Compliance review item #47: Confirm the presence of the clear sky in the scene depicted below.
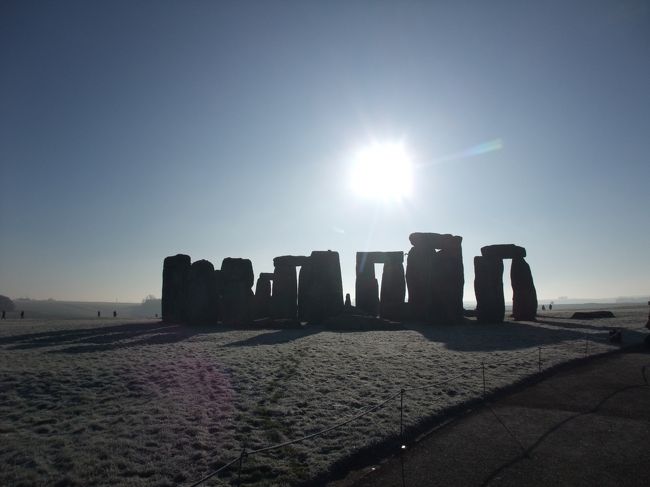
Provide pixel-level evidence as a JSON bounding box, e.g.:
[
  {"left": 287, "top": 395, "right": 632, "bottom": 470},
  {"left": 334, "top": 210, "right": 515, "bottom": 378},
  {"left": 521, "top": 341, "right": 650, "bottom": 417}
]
[{"left": 1, "top": 0, "right": 648, "bottom": 303}]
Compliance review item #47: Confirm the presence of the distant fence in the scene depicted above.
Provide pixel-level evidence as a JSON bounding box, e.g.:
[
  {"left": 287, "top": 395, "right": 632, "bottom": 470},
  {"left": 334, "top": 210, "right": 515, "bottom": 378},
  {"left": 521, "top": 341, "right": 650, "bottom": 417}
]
[{"left": 188, "top": 330, "right": 645, "bottom": 487}]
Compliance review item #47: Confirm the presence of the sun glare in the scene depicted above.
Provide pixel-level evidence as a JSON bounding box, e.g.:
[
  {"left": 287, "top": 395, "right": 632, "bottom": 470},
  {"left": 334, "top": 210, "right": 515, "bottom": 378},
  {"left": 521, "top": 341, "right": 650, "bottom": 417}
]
[{"left": 350, "top": 141, "right": 413, "bottom": 201}]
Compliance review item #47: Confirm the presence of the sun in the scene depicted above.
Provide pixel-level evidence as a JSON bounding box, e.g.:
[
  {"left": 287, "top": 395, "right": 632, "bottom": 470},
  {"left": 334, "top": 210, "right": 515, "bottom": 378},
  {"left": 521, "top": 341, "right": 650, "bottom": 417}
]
[{"left": 350, "top": 141, "right": 413, "bottom": 201}]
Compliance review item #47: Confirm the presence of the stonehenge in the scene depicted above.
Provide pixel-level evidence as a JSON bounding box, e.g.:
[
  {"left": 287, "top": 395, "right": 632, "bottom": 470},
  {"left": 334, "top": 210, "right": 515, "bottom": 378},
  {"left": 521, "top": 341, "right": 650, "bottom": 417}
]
[
  {"left": 161, "top": 233, "right": 538, "bottom": 327},
  {"left": 355, "top": 251, "right": 405, "bottom": 320},
  {"left": 406, "top": 233, "right": 464, "bottom": 324},
  {"left": 475, "top": 245, "right": 537, "bottom": 323}
]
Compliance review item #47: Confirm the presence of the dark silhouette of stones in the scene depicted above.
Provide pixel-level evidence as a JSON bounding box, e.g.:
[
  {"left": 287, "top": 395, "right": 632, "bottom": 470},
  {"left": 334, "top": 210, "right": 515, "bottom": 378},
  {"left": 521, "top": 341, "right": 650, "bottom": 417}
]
[
  {"left": 297, "top": 262, "right": 312, "bottom": 321},
  {"left": 379, "top": 258, "right": 406, "bottom": 321},
  {"left": 272, "top": 264, "right": 298, "bottom": 320},
  {"left": 406, "top": 234, "right": 464, "bottom": 324},
  {"left": 474, "top": 256, "right": 505, "bottom": 323},
  {"left": 162, "top": 254, "right": 191, "bottom": 323},
  {"left": 409, "top": 233, "right": 462, "bottom": 253},
  {"left": 187, "top": 259, "right": 219, "bottom": 324},
  {"left": 253, "top": 273, "right": 272, "bottom": 319},
  {"left": 273, "top": 255, "right": 310, "bottom": 267},
  {"left": 511, "top": 257, "right": 538, "bottom": 321},
  {"left": 259, "top": 272, "right": 275, "bottom": 280},
  {"left": 481, "top": 244, "right": 526, "bottom": 260},
  {"left": 301, "top": 251, "right": 343, "bottom": 323},
  {"left": 355, "top": 253, "right": 379, "bottom": 316},
  {"left": 220, "top": 258, "right": 254, "bottom": 325},
  {"left": 571, "top": 310, "right": 615, "bottom": 319}
]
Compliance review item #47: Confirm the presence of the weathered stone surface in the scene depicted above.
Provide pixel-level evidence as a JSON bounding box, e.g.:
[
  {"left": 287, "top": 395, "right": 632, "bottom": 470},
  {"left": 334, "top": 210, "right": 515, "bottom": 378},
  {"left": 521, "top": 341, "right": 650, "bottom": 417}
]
[
  {"left": 297, "top": 262, "right": 311, "bottom": 321},
  {"left": 253, "top": 274, "right": 272, "bottom": 319},
  {"left": 258, "top": 272, "right": 275, "bottom": 280},
  {"left": 406, "top": 244, "right": 464, "bottom": 324},
  {"left": 272, "top": 264, "right": 298, "bottom": 320},
  {"left": 474, "top": 256, "right": 505, "bottom": 323},
  {"left": 187, "top": 260, "right": 219, "bottom": 324},
  {"left": 511, "top": 257, "right": 537, "bottom": 321},
  {"left": 409, "top": 233, "right": 462, "bottom": 253},
  {"left": 162, "top": 254, "right": 191, "bottom": 323},
  {"left": 355, "top": 253, "right": 379, "bottom": 316},
  {"left": 273, "top": 255, "right": 310, "bottom": 267},
  {"left": 220, "top": 258, "right": 254, "bottom": 325},
  {"left": 481, "top": 244, "right": 526, "bottom": 260},
  {"left": 301, "top": 251, "right": 344, "bottom": 323},
  {"left": 379, "top": 260, "right": 406, "bottom": 320}
]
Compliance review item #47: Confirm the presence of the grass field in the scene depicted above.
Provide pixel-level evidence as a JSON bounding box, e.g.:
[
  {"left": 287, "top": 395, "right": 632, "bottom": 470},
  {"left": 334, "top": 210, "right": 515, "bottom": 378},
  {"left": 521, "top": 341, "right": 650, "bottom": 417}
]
[{"left": 1, "top": 304, "right": 647, "bottom": 486}]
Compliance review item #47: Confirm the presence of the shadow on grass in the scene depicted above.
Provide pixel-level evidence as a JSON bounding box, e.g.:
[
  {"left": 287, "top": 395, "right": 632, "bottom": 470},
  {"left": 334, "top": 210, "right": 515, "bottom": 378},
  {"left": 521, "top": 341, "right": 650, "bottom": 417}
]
[
  {"left": 407, "top": 319, "right": 616, "bottom": 353},
  {"left": 0, "top": 321, "right": 218, "bottom": 354}
]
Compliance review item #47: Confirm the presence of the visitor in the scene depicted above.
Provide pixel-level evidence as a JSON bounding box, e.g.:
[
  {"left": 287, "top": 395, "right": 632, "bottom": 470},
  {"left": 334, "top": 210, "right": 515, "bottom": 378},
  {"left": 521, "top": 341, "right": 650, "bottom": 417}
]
[
  {"left": 541, "top": 304, "right": 546, "bottom": 311},
  {"left": 113, "top": 310, "right": 117, "bottom": 318},
  {"left": 1, "top": 310, "right": 5, "bottom": 319},
  {"left": 97, "top": 310, "right": 101, "bottom": 318},
  {"left": 20, "top": 310, "right": 24, "bottom": 319}
]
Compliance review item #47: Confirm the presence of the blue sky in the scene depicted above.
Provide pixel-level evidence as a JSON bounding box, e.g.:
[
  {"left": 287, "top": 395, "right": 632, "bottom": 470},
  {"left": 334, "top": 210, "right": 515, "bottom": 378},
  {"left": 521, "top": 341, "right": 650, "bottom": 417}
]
[{"left": 1, "top": 0, "right": 648, "bottom": 303}]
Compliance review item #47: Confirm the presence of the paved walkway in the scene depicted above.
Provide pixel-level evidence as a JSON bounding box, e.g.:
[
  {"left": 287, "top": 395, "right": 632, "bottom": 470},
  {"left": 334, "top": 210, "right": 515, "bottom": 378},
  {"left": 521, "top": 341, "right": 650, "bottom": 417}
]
[{"left": 337, "top": 348, "right": 650, "bottom": 487}]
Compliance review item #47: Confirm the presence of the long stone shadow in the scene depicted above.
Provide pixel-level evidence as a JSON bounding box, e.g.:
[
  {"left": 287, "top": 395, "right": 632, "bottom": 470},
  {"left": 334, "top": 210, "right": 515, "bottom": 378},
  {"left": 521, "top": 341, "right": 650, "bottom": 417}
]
[
  {"left": 0, "top": 321, "right": 215, "bottom": 354},
  {"left": 408, "top": 319, "right": 609, "bottom": 352},
  {"left": 225, "top": 326, "right": 323, "bottom": 348}
]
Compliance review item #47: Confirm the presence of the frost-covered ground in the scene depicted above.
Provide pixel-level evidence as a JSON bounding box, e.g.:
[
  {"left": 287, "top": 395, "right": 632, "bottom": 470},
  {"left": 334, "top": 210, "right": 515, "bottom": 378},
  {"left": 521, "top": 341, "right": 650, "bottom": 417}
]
[{"left": 1, "top": 305, "right": 647, "bottom": 486}]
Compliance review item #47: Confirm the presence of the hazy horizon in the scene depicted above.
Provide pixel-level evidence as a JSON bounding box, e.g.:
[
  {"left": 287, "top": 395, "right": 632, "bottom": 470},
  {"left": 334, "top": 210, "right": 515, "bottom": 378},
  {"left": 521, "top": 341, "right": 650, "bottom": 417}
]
[{"left": 1, "top": 1, "right": 649, "bottom": 304}]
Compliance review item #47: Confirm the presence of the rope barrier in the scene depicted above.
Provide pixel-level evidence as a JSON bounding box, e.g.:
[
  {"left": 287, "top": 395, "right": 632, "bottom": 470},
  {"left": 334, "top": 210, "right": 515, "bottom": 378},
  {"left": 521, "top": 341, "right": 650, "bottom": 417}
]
[{"left": 188, "top": 327, "right": 648, "bottom": 486}]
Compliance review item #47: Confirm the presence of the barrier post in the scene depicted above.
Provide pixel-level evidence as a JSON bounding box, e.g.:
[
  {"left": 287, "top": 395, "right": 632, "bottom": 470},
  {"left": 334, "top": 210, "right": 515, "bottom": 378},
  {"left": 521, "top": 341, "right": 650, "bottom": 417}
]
[
  {"left": 482, "top": 362, "right": 486, "bottom": 397},
  {"left": 400, "top": 389, "right": 405, "bottom": 442},
  {"left": 538, "top": 347, "right": 542, "bottom": 373},
  {"left": 237, "top": 448, "right": 247, "bottom": 487}
]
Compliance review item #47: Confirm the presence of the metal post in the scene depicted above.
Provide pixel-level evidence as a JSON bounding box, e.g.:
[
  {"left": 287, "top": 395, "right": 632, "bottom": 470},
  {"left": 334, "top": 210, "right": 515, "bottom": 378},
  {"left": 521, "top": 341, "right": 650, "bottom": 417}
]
[
  {"left": 237, "top": 448, "right": 246, "bottom": 487},
  {"left": 538, "top": 347, "right": 541, "bottom": 373},
  {"left": 400, "top": 389, "right": 405, "bottom": 441},
  {"left": 482, "top": 362, "right": 486, "bottom": 397}
]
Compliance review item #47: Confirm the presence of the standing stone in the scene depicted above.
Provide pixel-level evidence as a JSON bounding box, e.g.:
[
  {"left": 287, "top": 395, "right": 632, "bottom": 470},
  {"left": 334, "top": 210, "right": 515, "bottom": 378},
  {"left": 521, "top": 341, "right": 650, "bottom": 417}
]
[
  {"left": 220, "top": 258, "right": 254, "bottom": 325},
  {"left": 188, "top": 260, "right": 219, "bottom": 324},
  {"left": 406, "top": 245, "right": 434, "bottom": 322},
  {"left": 253, "top": 273, "right": 273, "bottom": 319},
  {"left": 302, "top": 251, "right": 343, "bottom": 323},
  {"left": 162, "top": 254, "right": 191, "bottom": 323},
  {"left": 511, "top": 257, "right": 538, "bottom": 321},
  {"left": 474, "top": 256, "right": 505, "bottom": 323},
  {"left": 379, "top": 255, "right": 406, "bottom": 320},
  {"left": 355, "top": 253, "right": 379, "bottom": 316},
  {"left": 272, "top": 264, "right": 298, "bottom": 320}
]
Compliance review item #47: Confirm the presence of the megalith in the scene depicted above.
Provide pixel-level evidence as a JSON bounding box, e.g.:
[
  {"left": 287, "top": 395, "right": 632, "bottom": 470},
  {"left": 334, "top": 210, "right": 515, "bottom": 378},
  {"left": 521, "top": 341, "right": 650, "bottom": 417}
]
[
  {"left": 379, "top": 252, "right": 406, "bottom": 320},
  {"left": 253, "top": 273, "right": 273, "bottom": 319},
  {"left": 220, "top": 258, "right": 254, "bottom": 325},
  {"left": 355, "top": 253, "right": 379, "bottom": 316},
  {"left": 301, "top": 250, "right": 343, "bottom": 323},
  {"left": 406, "top": 233, "right": 464, "bottom": 324},
  {"left": 481, "top": 244, "right": 526, "bottom": 260},
  {"left": 271, "top": 255, "right": 309, "bottom": 320},
  {"left": 511, "top": 257, "right": 538, "bottom": 321},
  {"left": 188, "top": 259, "right": 219, "bottom": 324},
  {"left": 474, "top": 256, "right": 505, "bottom": 323},
  {"left": 162, "top": 254, "right": 191, "bottom": 323}
]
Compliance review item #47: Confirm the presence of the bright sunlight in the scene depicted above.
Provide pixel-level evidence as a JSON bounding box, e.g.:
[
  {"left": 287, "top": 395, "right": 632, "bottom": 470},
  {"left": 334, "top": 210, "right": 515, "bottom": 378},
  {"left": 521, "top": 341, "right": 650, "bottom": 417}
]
[{"left": 350, "top": 141, "right": 413, "bottom": 201}]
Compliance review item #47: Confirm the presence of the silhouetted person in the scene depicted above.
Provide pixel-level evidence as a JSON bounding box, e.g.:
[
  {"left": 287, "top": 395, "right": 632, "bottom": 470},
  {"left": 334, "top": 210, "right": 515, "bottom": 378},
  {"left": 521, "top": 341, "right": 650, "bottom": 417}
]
[
  {"left": 549, "top": 303, "right": 553, "bottom": 310},
  {"left": 113, "top": 310, "right": 117, "bottom": 318},
  {"left": 1, "top": 310, "right": 5, "bottom": 319},
  {"left": 20, "top": 310, "right": 24, "bottom": 319},
  {"left": 97, "top": 310, "right": 101, "bottom": 318},
  {"left": 541, "top": 304, "right": 546, "bottom": 311}
]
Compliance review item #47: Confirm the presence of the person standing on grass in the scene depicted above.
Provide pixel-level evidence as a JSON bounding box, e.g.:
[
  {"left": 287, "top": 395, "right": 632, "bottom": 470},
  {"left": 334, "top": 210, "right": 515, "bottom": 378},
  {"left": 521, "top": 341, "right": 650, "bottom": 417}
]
[
  {"left": 20, "top": 310, "right": 24, "bottom": 319},
  {"left": 1, "top": 310, "right": 5, "bottom": 319},
  {"left": 113, "top": 310, "right": 117, "bottom": 318},
  {"left": 97, "top": 310, "right": 101, "bottom": 318}
]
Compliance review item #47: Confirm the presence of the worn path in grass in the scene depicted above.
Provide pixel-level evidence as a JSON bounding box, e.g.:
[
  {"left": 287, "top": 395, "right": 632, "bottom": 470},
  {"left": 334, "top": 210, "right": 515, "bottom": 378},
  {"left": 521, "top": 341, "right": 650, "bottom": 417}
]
[{"left": 342, "top": 347, "right": 650, "bottom": 487}]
